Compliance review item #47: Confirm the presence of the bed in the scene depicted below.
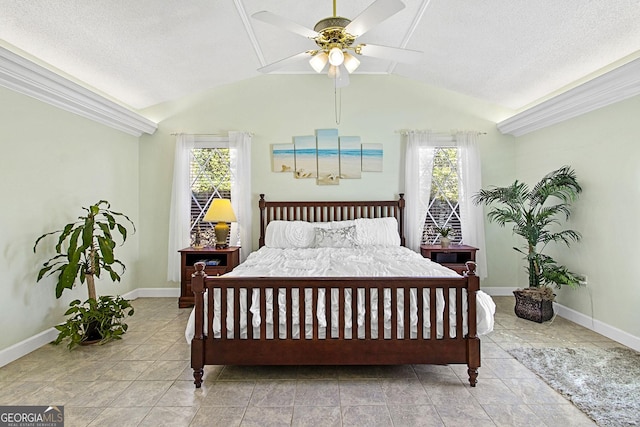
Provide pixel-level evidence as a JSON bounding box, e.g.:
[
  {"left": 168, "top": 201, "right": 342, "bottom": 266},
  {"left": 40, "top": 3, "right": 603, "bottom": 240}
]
[{"left": 188, "top": 194, "right": 494, "bottom": 388}]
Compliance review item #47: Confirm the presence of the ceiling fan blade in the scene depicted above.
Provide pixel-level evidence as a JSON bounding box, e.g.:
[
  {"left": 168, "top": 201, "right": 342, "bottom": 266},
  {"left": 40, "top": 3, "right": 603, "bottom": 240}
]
[
  {"left": 252, "top": 11, "right": 318, "bottom": 39},
  {"left": 345, "top": 0, "right": 405, "bottom": 37},
  {"left": 358, "top": 44, "right": 422, "bottom": 64},
  {"left": 258, "top": 51, "right": 312, "bottom": 73}
]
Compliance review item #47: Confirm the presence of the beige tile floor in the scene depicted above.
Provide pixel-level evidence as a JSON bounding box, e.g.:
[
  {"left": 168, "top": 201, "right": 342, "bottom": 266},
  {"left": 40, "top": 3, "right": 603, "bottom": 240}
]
[{"left": 0, "top": 296, "right": 624, "bottom": 426}]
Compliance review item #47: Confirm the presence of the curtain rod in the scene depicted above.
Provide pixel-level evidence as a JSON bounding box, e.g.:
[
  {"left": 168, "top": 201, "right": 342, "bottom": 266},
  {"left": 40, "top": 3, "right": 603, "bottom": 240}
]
[
  {"left": 395, "top": 129, "right": 487, "bottom": 136},
  {"left": 170, "top": 132, "right": 254, "bottom": 136},
  {"left": 170, "top": 133, "right": 226, "bottom": 136}
]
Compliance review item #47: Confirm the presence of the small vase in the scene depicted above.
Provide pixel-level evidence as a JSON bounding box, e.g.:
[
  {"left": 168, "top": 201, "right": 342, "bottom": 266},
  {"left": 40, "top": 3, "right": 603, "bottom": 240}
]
[{"left": 440, "top": 237, "right": 450, "bottom": 248}]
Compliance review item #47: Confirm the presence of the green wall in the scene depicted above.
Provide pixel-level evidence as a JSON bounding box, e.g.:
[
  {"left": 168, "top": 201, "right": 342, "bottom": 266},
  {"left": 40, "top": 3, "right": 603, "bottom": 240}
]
[
  {"left": 5, "top": 70, "right": 636, "bottom": 355},
  {"left": 513, "top": 95, "right": 640, "bottom": 338},
  {"left": 0, "top": 86, "right": 140, "bottom": 351},
  {"left": 138, "top": 74, "right": 517, "bottom": 292}
]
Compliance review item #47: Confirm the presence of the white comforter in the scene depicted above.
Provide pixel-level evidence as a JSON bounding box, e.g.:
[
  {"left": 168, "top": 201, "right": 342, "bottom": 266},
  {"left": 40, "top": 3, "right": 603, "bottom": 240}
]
[{"left": 185, "top": 246, "right": 495, "bottom": 342}]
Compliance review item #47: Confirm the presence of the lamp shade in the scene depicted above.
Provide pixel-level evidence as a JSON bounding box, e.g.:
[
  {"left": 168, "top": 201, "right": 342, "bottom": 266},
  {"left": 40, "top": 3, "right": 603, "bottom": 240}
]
[
  {"left": 309, "top": 51, "right": 328, "bottom": 73},
  {"left": 343, "top": 52, "right": 360, "bottom": 73},
  {"left": 204, "top": 199, "right": 237, "bottom": 223}
]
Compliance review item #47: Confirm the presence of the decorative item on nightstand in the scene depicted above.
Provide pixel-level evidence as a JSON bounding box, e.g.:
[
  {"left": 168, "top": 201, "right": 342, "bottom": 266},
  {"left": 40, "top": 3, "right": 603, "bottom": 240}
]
[
  {"left": 204, "top": 198, "right": 237, "bottom": 248},
  {"left": 435, "top": 226, "right": 453, "bottom": 248},
  {"left": 193, "top": 225, "right": 204, "bottom": 248}
]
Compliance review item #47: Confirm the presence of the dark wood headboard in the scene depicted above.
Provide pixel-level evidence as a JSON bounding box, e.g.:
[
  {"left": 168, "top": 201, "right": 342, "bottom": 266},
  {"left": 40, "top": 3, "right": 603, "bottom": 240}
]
[{"left": 258, "top": 194, "right": 405, "bottom": 248}]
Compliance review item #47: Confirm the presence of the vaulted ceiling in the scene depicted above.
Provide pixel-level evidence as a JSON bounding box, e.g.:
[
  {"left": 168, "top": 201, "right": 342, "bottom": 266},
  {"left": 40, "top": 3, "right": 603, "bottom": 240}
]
[{"left": 1, "top": 0, "right": 639, "bottom": 111}]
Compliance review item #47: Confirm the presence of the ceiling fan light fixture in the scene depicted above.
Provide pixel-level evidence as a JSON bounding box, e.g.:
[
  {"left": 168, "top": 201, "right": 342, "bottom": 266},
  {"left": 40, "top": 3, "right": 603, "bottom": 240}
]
[
  {"left": 343, "top": 52, "right": 360, "bottom": 73},
  {"left": 309, "top": 52, "right": 329, "bottom": 73},
  {"left": 328, "top": 47, "right": 344, "bottom": 66},
  {"left": 335, "top": 64, "right": 350, "bottom": 88},
  {"left": 327, "top": 64, "right": 339, "bottom": 79}
]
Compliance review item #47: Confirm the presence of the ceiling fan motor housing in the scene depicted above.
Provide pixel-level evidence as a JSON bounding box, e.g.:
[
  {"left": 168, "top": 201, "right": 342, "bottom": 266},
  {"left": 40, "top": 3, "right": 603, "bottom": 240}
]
[
  {"left": 314, "top": 16, "right": 351, "bottom": 32},
  {"left": 314, "top": 16, "right": 356, "bottom": 49}
]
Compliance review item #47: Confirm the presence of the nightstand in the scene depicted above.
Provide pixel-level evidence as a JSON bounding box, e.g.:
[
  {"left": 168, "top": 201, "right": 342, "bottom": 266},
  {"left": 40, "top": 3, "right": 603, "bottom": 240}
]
[
  {"left": 178, "top": 246, "right": 241, "bottom": 308},
  {"left": 420, "top": 244, "right": 478, "bottom": 275}
]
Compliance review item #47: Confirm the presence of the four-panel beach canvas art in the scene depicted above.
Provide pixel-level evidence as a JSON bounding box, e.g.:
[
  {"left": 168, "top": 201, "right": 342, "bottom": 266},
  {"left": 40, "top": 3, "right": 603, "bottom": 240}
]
[{"left": 271, "top": 129, "right": 382, "bottom": 185}]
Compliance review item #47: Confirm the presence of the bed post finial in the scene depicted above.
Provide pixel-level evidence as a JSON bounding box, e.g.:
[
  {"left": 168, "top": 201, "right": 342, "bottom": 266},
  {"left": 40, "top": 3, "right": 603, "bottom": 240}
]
[
  {"left": 464, "top": 261, "right": 477, "bottom": 277},
  {"left": 465, "top": 259, "right": 480, "bottom": 387},
  {"left": 259, "top": 194, "right": 266, "bottom": 248},
  {"left": 191, "top": 261, "right": 206, "bottom": 388}
]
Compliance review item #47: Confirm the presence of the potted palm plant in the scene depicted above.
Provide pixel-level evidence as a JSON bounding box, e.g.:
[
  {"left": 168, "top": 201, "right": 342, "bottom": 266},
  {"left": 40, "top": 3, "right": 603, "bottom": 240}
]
[
  {"left": 473, "top": 166, "right": 582, "bottom": 322},
  {"left": 34, "top": 200, "right": 135, "bottom": 348}
]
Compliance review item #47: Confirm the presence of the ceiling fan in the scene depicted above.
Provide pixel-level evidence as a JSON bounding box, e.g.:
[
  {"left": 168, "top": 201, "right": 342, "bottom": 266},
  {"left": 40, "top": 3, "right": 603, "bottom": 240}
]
[{"left": 252, "top": 0, "right": 422, "bottom": 87}]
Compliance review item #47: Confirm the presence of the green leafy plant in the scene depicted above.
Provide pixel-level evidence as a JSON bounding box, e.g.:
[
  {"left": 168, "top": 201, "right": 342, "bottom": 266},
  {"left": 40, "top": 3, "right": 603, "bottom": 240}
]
[
  {"left": 34, "top": 200, "right": 136, "bottom": 347},
  {"left": 435, "top": 226, "right": 453, "bottom": 238},
  {"left": 54, "top": 296, "right": 134, "bottom": 349},
  {"left": 473, "top": 166, "right": 582, "bottom": 293}
]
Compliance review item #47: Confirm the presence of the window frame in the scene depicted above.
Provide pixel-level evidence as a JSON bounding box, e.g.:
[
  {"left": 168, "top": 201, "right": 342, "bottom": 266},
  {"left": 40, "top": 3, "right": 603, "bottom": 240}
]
[
  {"left": 190, "top": 136, "right": 231, "bottom": 246},
  {"left": 422, "top": 146, "right": 462, "bottom": 245}
]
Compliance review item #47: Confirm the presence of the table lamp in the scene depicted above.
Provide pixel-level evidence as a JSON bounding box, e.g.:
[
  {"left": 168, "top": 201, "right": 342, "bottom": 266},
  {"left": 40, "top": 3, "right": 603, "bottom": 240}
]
[{"left": 203, "top": 199, "right": 237, "bottom": 248}]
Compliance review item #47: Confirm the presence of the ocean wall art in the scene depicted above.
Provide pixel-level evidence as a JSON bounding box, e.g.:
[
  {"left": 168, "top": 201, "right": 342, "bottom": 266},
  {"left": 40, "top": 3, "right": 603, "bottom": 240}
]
[{"left": 271, "top": 129, "right": 382, "bottom": 186}]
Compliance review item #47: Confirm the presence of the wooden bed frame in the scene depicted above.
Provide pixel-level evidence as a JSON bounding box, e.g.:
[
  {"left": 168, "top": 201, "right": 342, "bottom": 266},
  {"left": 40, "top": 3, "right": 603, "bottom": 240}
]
[{"left": 190, "top": 194, "right": 481, "bottom": 388}]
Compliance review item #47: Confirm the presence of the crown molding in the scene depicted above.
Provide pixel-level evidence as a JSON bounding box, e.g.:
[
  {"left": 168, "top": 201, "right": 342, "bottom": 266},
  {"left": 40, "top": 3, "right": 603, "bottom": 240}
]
[
  {"left": 497, "top": 57, "right": 640, "bottom": 137},
  {"left": 0, "top": 46, "right": 157, "bottom": 137}
]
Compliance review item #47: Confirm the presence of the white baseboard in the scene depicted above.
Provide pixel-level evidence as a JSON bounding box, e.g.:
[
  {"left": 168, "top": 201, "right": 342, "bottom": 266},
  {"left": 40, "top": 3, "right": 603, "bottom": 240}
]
[
  {"left": 0, "top": 287, "right": 180, "bottom": 368},
  {"left": 0, "top": 327, "right": 59, "bottom": 368},
  {"left": 121, "top": 287, "right": 180, "bottom": 299},
  {"left": 3, "top": 286, "right": 638, "bottom": 367},
  {"left": 483, "top": 287, "right": 640, "bottom": 352},
  {"left": 553, "top": 303, "right": 640, "bottom": 352},
  {"left": 482, "top": 286, "right": 518, "bottom": 296}
]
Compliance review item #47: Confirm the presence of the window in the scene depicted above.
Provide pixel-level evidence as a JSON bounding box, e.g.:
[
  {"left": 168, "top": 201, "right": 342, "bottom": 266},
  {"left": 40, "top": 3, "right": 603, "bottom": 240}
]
[
  {"left": 189, "top": 145, "right": 231, "bottom": 246},
  {"left": 169, "top": 132, "right": 252, "bottom": 281},
  {"left": 422, "top": 147, "right": 462, "bottom": 244}
]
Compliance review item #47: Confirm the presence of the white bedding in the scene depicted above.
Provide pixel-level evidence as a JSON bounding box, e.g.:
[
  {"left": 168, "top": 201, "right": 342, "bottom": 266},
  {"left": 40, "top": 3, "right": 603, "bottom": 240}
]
[{"left": 185, "top": 245, "right": 495, "bottom": 342}]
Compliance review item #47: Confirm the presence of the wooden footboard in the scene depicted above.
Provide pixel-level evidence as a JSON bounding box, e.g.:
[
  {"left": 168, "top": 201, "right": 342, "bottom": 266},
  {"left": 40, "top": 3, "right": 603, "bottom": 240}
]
[{"left": 190, "top": 262, "right": 480, "bottom": 388}]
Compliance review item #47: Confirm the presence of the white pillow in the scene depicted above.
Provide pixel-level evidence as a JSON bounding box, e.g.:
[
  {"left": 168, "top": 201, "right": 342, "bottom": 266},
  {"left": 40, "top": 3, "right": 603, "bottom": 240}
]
[
  {"left": 354, "top": 217, "right": 400, "bottom": 246},
  {"left": 264, "top": 221, "right": 315, "bottom": 248},
  {"left": 329, "top": 220, "right": 355, "bottom": 229},
  {"left": 314, "top": 226, "right": 358, "bottom": 248},
  {"left": 313, "top": 222, "right": 332, "bottom": 230}
]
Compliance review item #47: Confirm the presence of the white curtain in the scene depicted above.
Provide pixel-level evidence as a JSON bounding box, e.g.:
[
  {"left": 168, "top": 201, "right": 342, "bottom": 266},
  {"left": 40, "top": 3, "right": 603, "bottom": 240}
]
[
  {"left": 167, "top": 134, "right": 195, "bottom": 282},
  {"left": 456, "top": 131, "right": 487, "bottom": 279},
  {"left": 404, "top": 130, "right": 488, "bottom": 279},
  {"left": 229, "top": 131, "right": 252, "bottom": 263},
  {"left": 404, "top": 131, "right": 436, "bottom": 252}
]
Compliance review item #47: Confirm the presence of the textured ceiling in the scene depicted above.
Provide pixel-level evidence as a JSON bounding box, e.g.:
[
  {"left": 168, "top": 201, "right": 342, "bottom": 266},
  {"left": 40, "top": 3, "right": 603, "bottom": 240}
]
[{"left": 1, "top": 0, "right": 639, "bottom": 111}]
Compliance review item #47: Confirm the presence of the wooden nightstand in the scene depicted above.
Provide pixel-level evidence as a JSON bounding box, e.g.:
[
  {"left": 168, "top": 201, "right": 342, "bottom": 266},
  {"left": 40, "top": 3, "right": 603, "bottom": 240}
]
[
  {"left": 420, "top": 244, "right": 478, "bottom": 275},
  {"left": 178, "top": 246, "right": 241, "bottom": 308}
]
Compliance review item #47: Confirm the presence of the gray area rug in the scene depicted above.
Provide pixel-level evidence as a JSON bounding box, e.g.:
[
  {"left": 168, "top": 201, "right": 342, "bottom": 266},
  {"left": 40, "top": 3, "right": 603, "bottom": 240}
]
[{"left": 508, "top": 347, "right": 640, "bottom": 426}]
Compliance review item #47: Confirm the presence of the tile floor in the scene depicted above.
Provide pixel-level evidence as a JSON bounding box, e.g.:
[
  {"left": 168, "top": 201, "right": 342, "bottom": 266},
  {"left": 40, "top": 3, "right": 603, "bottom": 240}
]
[{"left": 0, "top": 296, "right": 624, "bottom": 426}]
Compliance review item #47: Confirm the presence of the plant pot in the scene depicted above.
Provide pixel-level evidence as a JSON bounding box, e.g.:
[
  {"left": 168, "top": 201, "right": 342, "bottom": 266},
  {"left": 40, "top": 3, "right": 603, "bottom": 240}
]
[
  {"left": 81, "top": 320, "right": 103, "bottom": 345},
  {"left": 513, "top": 289, "right": 554, "bottom": 323},
  {"left": 439, "top": 237, "right": 451, "bottom": 248}
]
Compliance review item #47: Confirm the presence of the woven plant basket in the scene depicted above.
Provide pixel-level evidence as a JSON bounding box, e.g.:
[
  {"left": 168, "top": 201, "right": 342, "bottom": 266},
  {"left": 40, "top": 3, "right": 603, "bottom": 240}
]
[{"left": 513, "top": 289, "right": 554, "bottom": 323}]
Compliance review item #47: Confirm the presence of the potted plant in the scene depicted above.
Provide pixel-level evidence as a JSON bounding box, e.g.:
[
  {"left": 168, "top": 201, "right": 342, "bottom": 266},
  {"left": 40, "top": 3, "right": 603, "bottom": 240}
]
[
  {"left": 34, "top": 200, "right": 135, "bottom": 348},
  {"left": 435, "top": 226, "right": 453, "bottom": 248},
  {"left": 473, "top": 166, "right": 582, "bottom": 322}
]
